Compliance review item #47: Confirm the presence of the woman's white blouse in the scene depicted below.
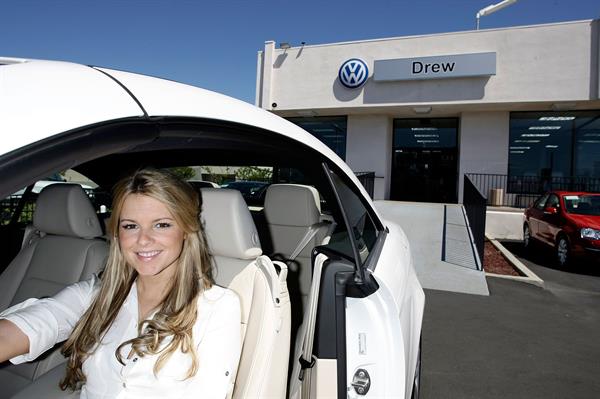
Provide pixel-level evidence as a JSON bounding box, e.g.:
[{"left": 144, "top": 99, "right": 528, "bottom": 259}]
[{"left": 0, "top": 276, "right": 241, "bottom": 399}]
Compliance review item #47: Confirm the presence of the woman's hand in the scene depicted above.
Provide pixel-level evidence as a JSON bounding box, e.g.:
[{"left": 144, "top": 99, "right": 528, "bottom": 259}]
[{"left": 0, "top": 319, "right": 29, "bottom": 363}]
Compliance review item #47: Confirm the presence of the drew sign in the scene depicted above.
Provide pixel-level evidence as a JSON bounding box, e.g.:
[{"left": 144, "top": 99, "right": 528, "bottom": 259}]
[{"left": 374, "top": 52, "right": 496, "bottom": 81}]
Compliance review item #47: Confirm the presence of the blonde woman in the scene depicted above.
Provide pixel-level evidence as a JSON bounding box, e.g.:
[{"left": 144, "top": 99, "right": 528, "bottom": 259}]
[{"left": 0, "top": 168, "right": 241, "bottom": 398}]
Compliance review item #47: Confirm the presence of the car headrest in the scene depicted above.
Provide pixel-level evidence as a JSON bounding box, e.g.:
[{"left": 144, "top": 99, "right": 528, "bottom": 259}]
[
  {"left": 201, "top": 188, "right": 262, "bottom": 259},
  {"left": 33, "top": 183, "right": 102, "bottom": 239},
  {"left": 264, "top": 184, "right": 321, "bottom": 227}
]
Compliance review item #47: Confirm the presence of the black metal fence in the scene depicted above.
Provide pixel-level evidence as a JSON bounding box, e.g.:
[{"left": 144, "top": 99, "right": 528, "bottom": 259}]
[
  {"left": 355, "top": 171, "right": 375, "bottom": 199},
  {"left": 463, "top": 175, "right": 486, "bottom": 270},
  {"left": 466, "top": 173, "right": 600, "bottom": 208}
]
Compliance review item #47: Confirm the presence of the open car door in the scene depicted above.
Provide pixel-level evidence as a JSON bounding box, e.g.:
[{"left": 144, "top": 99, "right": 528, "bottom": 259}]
[{"left": 289, "top": 165, "right": 424, "bottom": 399}]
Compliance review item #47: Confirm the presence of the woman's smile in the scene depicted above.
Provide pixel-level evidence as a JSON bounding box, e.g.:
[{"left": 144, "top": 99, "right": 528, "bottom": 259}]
[{"left": 136, "top": 250, "right": 162, "bottom": 261}]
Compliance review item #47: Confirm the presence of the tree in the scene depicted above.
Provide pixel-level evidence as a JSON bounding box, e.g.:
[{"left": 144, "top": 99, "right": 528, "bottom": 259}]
[
  {"left": 168, "top": 167, "right": 196, "bottom": 180},
  {"left": 235, "top": 166, "right": 272, "bottom": 182}
]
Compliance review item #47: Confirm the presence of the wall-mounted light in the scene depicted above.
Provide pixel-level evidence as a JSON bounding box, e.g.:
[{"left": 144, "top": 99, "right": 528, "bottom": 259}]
[
  {"left": 413, "top": 106, "right": 432, "bottom": 114},
  {"left": 279, "top": 42, "right": 291, "bottom": 49}
]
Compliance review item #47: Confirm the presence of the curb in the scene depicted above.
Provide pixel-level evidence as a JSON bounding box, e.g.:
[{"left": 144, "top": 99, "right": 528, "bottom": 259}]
[{"left": 485, "top": 236, "right": 545, "bottom": 288}]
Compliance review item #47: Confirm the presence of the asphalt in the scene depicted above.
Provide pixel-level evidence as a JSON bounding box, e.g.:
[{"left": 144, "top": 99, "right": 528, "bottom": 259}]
[{"left": 421, "top": 242, "right": 600, "bottom": 399}]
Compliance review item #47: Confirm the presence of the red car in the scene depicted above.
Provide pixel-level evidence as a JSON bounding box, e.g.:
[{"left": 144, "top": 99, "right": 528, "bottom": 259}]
[{"left": 523, "top": 191, "right": 600, "bottom": 267}]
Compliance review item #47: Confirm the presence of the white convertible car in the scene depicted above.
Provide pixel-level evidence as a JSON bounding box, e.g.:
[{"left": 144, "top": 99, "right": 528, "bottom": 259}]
[{"left": 0, "top": 58, "right": 424, "bottom": 399}]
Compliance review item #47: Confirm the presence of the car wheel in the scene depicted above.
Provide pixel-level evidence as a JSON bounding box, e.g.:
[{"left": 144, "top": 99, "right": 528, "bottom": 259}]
[
  {"left": 523, "top": 224, "right": 531, "bottom": 249},
  {"left": 411, "top": 338, "right": 422, "bottom": 399},
  {"left": 556, "top": 236, "right": 570, "bottom": 267}
]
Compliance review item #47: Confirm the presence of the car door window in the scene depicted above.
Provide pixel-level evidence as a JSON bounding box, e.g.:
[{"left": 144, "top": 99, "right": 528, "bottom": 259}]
[
  {"left": 535, "top": 194, "right": 550, "bottom": 210},
  {"left": 325, "top": 168, "right": 380, "bottom": 265},
  {"left": 546, "top": 194, "right": 560, "bottom": 209}
]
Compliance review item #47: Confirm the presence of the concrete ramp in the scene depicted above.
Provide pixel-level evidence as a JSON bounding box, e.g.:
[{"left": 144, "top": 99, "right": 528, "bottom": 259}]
[{"left": 375, "top": 201, "right": 489, "bottom": 296}]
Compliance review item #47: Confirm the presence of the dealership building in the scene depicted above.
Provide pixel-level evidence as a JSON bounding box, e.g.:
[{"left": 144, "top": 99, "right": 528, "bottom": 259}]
[{"left": 255, "top": 19, "right": 600, "bottom": 204}]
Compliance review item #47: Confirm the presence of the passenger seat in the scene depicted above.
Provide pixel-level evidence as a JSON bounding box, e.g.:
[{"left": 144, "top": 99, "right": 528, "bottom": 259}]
[
  {"left": 263, "top": 184, "right": 334, "bottom": 312},
  {"left": 0, "top": 184, "right": 108, "bottom": 398},
  {"left": 201, "top": 188, "right": 291, "bottom": 398}
]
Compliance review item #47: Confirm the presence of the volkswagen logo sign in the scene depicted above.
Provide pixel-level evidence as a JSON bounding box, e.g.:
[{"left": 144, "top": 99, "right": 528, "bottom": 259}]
[{"left": 338, "top": 58, "right": 369, "bottom": 89}]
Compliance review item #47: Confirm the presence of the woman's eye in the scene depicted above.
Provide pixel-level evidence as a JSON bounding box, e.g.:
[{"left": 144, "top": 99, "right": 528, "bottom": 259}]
[
  {"left": 155, "top": 222, "right": 172, "bottom": 229},
  {"left": 121, "top": 224, "right": 138, "bottom": 230}
]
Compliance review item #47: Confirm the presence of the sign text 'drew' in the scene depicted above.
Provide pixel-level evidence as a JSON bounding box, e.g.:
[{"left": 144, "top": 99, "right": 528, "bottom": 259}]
[{"left": 374, "top": 52, "right": 496, "bottom": 81}]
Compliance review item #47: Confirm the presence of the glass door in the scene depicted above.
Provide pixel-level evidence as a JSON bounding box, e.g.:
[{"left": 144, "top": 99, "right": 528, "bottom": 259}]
[{"left": 391, "top": 118, "right": 459, "bottom": 203}]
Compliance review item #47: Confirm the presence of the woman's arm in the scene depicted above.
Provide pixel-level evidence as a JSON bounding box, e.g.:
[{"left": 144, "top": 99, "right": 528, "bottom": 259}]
[
  {"left": 0, "top": 275, "right": 99, "bottom": 363},
  {"left": 0, "top": 319, "right": 29, "bottom": 362}
]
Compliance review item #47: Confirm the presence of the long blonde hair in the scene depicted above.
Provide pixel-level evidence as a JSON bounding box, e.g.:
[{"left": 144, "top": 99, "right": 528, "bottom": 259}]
[{"left": 60, "top": 168, "right": 213, "bottom": 390}]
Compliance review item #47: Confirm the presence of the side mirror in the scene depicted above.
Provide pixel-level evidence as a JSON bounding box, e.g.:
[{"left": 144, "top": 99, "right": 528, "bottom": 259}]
[{"left": 544, "top": 206, "right": 558, "bottom": 215}]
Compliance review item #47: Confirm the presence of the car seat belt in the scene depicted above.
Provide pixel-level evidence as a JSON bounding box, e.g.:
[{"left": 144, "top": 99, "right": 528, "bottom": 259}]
[
  {"left": 295, "top": 253, "right": 328, "bottom": 399},
  {"left": 288, "top": 222, "right": 331, "bottom": 262},
  {"left": 21, "top": 225, "right": 43, "bottom": 249}
]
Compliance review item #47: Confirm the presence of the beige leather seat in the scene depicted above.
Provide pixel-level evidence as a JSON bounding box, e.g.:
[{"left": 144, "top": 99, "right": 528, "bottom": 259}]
[
  {"left": 7, "top": 187, "right": 291, "bottom": 399},
  {"left": 201, "top": 188, "right": 291, "bottom": 399},
  {"left": 0, "top": 184, "right": 108, "bottom": 398},
  {"left": 263, "top": 184, "right": 334, "bottom": 313}
]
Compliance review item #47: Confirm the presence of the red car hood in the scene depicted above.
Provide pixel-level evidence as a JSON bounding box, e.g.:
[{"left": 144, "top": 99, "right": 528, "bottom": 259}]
[{"left": 567, "top": 213, "right": 600, "bottom": 229}]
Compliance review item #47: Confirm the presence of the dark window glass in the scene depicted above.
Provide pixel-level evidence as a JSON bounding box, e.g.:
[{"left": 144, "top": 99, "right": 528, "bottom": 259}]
[
  {"left": 393, "top": 118, "right": 458, "bottom": 148},
  {"left": 287, "top": 116, "right": 347, "bottom": 160},
  {"left": 391, "top": 118, "right": 458, "bottom": 203},
  {"left": 535, "top": 194, "right": 549, "bottom": 210},
  {"left": 325, "top": 169, "right": 379, "bottom": 265},
  {"left": 563, "top": 194, "right": 600, "bottom": 215},
  {"left": 574, "top": 115, "right": 600, "bottom": 177},
  {"left": 509, "top": 111, "right": 600, "bottom": 179},
  {"left": 547, "top": 194, "right": 560, "bottom": 208}
]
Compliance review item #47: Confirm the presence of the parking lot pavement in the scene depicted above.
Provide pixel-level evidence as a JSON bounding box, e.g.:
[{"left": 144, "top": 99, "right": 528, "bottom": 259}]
[{"left": 421, "top": 242, "right": 600, "bottom": 399}]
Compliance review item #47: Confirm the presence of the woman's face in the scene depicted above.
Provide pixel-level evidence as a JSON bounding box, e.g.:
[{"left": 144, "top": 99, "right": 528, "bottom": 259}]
[{"left": 118, "top": 194, "right": 185, "bottom": 282}]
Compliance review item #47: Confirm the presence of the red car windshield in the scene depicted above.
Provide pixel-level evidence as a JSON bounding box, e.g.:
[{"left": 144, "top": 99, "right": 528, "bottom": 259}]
[{"left": 563, "top": 195, "right": 600, "bottom": 216}]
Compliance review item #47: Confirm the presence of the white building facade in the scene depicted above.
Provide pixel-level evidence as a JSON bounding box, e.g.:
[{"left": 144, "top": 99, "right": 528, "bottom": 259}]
[{"left": 256, "top": 19, "right": 600, "bottom": 203}]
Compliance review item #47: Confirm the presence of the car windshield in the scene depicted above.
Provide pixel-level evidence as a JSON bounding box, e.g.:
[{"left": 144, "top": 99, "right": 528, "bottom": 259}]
[{"left": 563, "top": 195, "right": 600, "bottom": 216}]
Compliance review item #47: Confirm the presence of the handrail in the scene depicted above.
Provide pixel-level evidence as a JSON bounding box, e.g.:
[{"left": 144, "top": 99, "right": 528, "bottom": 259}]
[{"left": 463, "top": 175, "right": 486, "bottom": 270}]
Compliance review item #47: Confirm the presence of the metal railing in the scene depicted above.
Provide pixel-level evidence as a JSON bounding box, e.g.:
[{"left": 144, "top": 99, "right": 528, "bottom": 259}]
[
  {"left": 463, "top": 175, "right": 486, "bottom": 269},
  {"left": 355, "top": 171, "right": 375, "bottom": 199},
  {"left": 466, "top": 173, "right": 600, "bottom": 208}
]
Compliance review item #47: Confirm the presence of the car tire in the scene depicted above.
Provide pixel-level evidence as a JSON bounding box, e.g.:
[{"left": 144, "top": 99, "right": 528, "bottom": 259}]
[
  {"left": 523, "top": 224, "right": 531, "bottom": 249},
  {"left": 556, "top": 235, "right": 570, "bottom": 267},
  {"left": 411, "top": 338, "right": 422, "bottom": 399}
]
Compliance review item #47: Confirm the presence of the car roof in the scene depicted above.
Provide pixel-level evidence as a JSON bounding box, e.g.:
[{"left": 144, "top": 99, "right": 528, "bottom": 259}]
[
  {"left": 1, "top": 58, "right": 332, "bottom": 159},
  {"left": 0, "top": 58, "right": 374, "bottom": 207}
]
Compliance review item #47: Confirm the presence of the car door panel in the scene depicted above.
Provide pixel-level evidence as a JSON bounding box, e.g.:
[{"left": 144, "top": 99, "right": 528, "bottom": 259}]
[
  {"left": 346, "top": 276, "right": 407, "bottom": 398},
  {"left": 539, "top": 194, "right": 560, "bottom": 245}
]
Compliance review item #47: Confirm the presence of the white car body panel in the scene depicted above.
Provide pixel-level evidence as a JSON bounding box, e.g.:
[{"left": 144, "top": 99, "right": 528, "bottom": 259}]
[
  {"left": 346, "top": 277, "right": 407, "bottom": 398},
  {"left": 0, "top": 59, "right": 143, "bottom": 155},
  {"left": 346, "top": 219, "right": 424, "bottom": 398},
  {"left": 0, "top": 58, "right": 425, "bottom": 399}
]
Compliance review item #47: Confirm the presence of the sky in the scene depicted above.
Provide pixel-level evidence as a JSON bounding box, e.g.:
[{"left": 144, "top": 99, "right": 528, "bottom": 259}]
[{"left": 1, "top": 0, "right": 599, "bottom": 104}]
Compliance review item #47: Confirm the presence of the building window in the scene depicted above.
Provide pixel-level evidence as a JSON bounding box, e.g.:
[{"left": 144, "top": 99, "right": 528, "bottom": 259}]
[
  {"left": 509, "top": 111, "right": 600, "bottom": 179},
  {"left": 287, "top": 116, "right": 347, "bottom": 160}
]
